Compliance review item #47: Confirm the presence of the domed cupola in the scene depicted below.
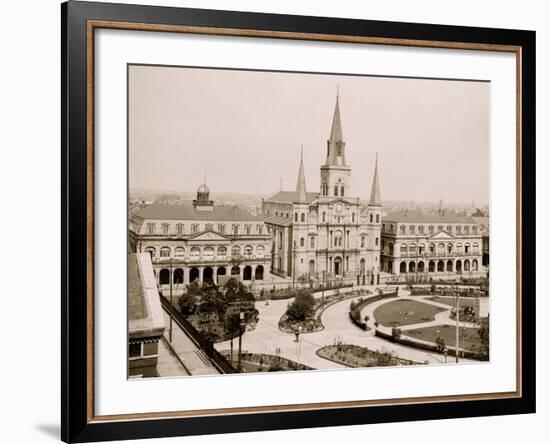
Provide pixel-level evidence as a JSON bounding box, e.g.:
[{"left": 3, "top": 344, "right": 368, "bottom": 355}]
[{"left": 193, "top": 177, "right": 214, "bottom": 211}]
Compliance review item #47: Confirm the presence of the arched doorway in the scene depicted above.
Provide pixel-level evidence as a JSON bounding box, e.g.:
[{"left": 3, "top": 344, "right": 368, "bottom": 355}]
[
  {"left": 173, "top": 268, "right": 184, "bottom": 284},
  {"left": 203, "top": 267, "right": 214, "bottom": 283},
  {"left": 243, "top": 265, "right": 252, "bottom": 280},
  {"left": 464, "top": 259, "right": 471, "bottom": 272},
  {"left": 255, "top": 265, "right": 264, "bottom": 280},
  {"left": 428, "top": 261, "right": 435, "bottom": 272},
  {"left": 231, "top": 266, "right": 240, "bottom": 276},
  {"left": 409, "top": 262, "right": 416, "bottom": 273},
  {"left": 217, "top": 267, "right": 227, "bottom": 278},
  {"left": 334, "top": 257, "right": 342, "bottom": 276},
  {"left": 159, "top": 269, "right": 170, "bottom": 285},
  {"left": 446, "top": 260, "right": 453, "bottom": 272},
  {"left": 417, "top": 261, "right": 425, "bottom": 272},
  {"left": 400, "top": 262, "right": 407, "bottom": 274},
  {"left": 472, "top": 259, "right": 479, "bottom": 271},
  {"left": 360, "top": 259, "right": 365, "bottom": 275},
  {"left": 189, "top": 267, "right": 199, "bottom": 283},
  {"left": 308, "top": 260, "right": 315, "bottom": 277},
  {"left": 437, "top": 260, "right": 444, "bottom": 272},
  {"left": 456, "top": 260, "right": 462, "bottom": 273}
]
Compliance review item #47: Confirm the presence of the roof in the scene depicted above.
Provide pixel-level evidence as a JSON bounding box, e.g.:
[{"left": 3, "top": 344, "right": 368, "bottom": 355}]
[
  {"left": 264, "top": 190, "right": 319, "bottom": 204},
  {"left": 383, "top": 209, "right": 476, "bottom": 224},
  {"left": 325, "top": 95, "right": 347, "bottom": 166},
  {"left": 264, "top": 215, "right": 293, "bottom": 227},
  {"left": 134, "top": 202, "right": 263, "bottom": 222},
  {"left": 129, "top": 253, "right": 165, "bottom": 337},
  {"left": 295, "top": 149, "right": 308, "bottom": 203}
]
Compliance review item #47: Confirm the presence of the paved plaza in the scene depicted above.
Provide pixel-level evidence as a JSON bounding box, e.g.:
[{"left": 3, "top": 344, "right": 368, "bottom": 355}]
[{"left": 215, "top": 286, "right": 482, "bottom": 369}]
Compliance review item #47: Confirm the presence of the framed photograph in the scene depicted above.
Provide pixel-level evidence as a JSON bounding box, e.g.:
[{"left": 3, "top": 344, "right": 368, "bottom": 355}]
[{"left": 61, "top": 1, "right": 535, "bottom": 442}]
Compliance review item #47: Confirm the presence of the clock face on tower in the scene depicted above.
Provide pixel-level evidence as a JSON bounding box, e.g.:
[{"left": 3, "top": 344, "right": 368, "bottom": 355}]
[{"left": 335, "top": 203, "right": 343, "bottom": 213}]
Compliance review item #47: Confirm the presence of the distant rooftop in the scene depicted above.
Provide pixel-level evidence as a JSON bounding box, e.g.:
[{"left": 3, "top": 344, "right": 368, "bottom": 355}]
[
  {"left": 383, "top": 209, "right": 476, "bottom": 224},
  {"left": 263, "top": 215, "right": 293, "bottom": 227},
  {"left": 264, "top": 190, "right": 319, "bottom": 204},
  {"left": 134, "top": 202, "right": 263, "bottom": 222}
]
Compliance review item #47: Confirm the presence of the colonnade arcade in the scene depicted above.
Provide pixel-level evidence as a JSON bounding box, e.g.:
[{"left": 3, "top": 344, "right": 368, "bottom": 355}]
[
  {"left": 386, "top": 257, "right": 480, "bottom": 274},
  {"left": 154, "top": 264, "right": 265, "bottom": 287}
]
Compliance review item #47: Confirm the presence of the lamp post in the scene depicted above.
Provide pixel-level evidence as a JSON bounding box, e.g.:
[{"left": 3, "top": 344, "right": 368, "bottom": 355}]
[
  {"left": 292, "top": 240, "right": 296, "bottom": 289},
  {"left": 296, "top": 325, "right": 303, "bottom": 364},
  {"left": 169, "top": 257, "right": 173, "bottom": 343},
  {"left": 237, "top": 310, "right": 245, "bottom": 372},
  {"left": 454, "top": 284, "right": 460, "bottom": 364}
]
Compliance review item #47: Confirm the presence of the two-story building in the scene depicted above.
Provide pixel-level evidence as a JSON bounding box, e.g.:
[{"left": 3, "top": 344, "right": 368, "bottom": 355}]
[
  {"left": 129, "top": 183, "right": 271, "bottom": 293},
  {"left": 380, "top": 209, "right": 485, "bottom": 279}
]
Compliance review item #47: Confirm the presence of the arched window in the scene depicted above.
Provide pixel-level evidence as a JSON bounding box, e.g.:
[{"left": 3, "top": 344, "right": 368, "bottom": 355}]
[
  {"left": 438, "top": 243, "right": 445, "bottom": 255},
  {"left": 217, "top": 246, "right": 227, "bottom": 258},
  {"left": 203, "top": 247, "right": 214, "bottom": 259},
  {"left": 464, "top": 242, "right": 471, "bottom": 254},
  {"left": 429, "top": 243, "right": 435, "bottom": 254},
  {"left": 361, "top": 236, "right": 366, "bottom": 248},
  {"left": 473, "top": 242, "right": 480, "bottom": 254},
  {"left": 309, "top": 237, "right": 315, "bottom": 249},
  {"left": 370, "top": 214, "right": 373, "bottom": 223},
  {"left": 174, "top": 247, "right": 185, "bottom": 257},
  {"left": 301, "top": 213, "right": 305, "bottom": 222},
  {"left": 456, "top": 243, "right": 463, "bottom": 254},
  {"left": 352, "top": 213, "right": 355, "bottom": 223},
  {"left": 294, "top": 213, "right": 298, "bottom": 222},
  {"left": 160, "top": 247, "right": 171, "bottom": 258},
  {"left": 447, "top": 243, "right": 453, "bottom": 254},
  {"left": 231, "top": 245, "right": 241, "bottom": 257},
  {"left": 418, "top": 243, "right": 425, "bottom": 255},
  {"left": 334, "top": 231, "right": 343, "bottom": 247},
  {"left": 376, "top": 214, "right": 380, "bottom": 223},
  {"left": 244, "top": 245, "right": 253, "bottom": 257},
  {"left": 340, "top": 185, "right": 345, "bottom": 196},
  {"left": 400, "top": 243, "right": 408, "bottom": 255},
  {"left": 190, "top": 247, "right": 200, "bottom": 259},
  {"left": 389, "top": 243, "right": 394, "bottom": 255},
  {"left": 409, "top": 243, "right": 417, "bottom": 255},
  {"left": 256, "top": 245, "right": 265, "bottom": 257},
  {"left": 300, "top": 237, "right": 305, "bottom": 247},
  {"left": 144, "top": 247, "right": 156, "bottom": 259},
  {"left": 375, "top": 237, "right": 379, "bottom": 247}
]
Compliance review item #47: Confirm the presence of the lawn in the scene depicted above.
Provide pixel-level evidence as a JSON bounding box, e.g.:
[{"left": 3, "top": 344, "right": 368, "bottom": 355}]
[
  {"left": 373, "top": 299, "right": 447, "bottom": 327},
  {"left": 428, "top": 296, "right": 478, "bottom": 309},
  {"left": 403, "top": 324, "right": 482, "bottom": 351}
]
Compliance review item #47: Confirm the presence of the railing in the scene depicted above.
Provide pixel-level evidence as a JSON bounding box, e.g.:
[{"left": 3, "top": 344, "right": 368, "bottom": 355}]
[
  {"left": 386, "top": 252, "right": 481, "bottom": 259},
  {"left": 159, "top": 295, "right": 237, "bottom": 374}
]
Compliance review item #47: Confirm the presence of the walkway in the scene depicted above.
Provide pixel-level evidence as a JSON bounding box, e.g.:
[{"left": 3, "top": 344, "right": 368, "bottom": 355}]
[
  {"left": 215, "top": 286, "right": 476, "bottom": 368},
  {"left": 162, "top": 310, "right": 220, "bottom": 375}
]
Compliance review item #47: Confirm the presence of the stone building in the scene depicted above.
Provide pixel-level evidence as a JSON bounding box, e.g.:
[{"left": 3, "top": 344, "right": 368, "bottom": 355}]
[
  {"left": 129, "top": 183, "right": 271, "bottom": 293},
  {"left": 262, "top": 94, "right": 382, "bottom": 285},
  {"left": 380, "top": 209, "right": 485, "bottom": 279}
]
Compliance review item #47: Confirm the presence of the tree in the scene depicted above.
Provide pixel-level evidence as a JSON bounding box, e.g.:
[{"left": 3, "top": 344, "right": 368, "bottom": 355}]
[
  {"left": 391, "top": 327, "right": 402, "bottom": 341},
  {"left": 178, "top": 292, "right": 197, "bottom": 315},
  {"left": 477, "top": 316, "right": 490, "bottom": 360},
  {"left": 435, "top": 336, "right": 446, "bottom": 353},
  {"left": 286, "top": 290, "right": 315, "bottom": 322}
]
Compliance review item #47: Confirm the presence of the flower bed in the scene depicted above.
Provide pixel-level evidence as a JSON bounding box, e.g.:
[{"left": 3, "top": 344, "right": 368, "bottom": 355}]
[
  {"left": 316, "top": 344, "right": 422, "bottom": 368},
  {"left": 348, "top": 291, "right": 397, "bottom": 330}
]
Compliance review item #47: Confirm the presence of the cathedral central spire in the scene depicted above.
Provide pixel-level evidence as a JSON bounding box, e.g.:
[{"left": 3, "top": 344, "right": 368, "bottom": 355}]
[{"left": 325, "top": 93, "right": 346, "bottom": 166}]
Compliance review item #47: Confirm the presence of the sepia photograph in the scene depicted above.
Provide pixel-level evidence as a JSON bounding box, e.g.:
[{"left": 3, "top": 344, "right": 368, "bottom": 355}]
[{"left": 127, "top": 64, "right": 490, "bottom": 379}]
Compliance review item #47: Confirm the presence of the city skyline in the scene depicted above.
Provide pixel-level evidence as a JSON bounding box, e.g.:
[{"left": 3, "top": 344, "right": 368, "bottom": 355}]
[{"left": 129, "top": 65, "right": 490, "bottom": 205}]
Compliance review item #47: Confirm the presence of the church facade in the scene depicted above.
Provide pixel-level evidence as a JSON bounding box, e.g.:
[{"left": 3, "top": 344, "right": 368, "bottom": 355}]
[{"left": 262, "top": 95, "right": 382, "bottom": 285}]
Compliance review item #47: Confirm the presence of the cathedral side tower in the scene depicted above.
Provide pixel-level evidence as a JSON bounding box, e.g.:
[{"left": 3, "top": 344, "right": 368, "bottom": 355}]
[{"left": 365, "top": 154, "right": 382, "bottom": 284}]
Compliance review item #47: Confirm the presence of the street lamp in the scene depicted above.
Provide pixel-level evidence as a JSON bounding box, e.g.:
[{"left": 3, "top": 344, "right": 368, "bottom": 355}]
[{"left": 237, "top": 311, "right": 245, "bottom": 372}]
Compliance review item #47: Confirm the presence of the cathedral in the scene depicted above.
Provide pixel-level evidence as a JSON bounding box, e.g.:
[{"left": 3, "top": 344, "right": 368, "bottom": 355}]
[{"left": 262, "top": 94, "right": 382, "bottom": 285}]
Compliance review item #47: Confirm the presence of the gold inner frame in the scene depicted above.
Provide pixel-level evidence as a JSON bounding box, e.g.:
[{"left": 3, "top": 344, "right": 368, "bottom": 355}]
[{"left": 85, "top": 19, "right": 523, "bottom": 423}]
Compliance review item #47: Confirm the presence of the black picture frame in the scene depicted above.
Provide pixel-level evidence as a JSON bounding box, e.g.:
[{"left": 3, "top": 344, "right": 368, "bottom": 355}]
[{"left": 61, "top": 1, "right": 536, "bottom": 442}]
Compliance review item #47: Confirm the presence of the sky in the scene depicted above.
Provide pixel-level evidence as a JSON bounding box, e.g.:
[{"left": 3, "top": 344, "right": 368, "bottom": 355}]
[{"left": 129, "top": 65, "right": 490, "bottom": 205}]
